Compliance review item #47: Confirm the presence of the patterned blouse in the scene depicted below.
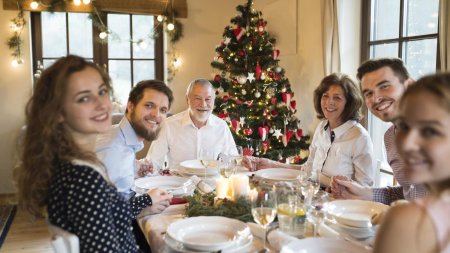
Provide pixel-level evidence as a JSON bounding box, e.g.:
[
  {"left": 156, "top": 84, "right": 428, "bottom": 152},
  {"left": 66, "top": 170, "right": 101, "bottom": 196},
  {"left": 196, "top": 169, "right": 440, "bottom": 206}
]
[{"left": 48, "top": 161, "right": 152, "bottom": 252}]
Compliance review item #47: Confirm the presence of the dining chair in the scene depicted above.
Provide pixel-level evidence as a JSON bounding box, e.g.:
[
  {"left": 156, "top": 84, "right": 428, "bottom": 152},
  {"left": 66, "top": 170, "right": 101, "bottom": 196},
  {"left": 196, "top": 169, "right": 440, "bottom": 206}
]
[{"left": 48, "top": 223, "right": 80, "bottom": 253}]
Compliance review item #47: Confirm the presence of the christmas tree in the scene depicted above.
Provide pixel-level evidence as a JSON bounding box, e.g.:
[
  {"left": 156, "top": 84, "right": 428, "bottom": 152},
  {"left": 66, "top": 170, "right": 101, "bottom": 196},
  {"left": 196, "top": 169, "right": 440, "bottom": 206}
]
[{"left": 210, "top": 0, "right": 309, "bottom": 163}]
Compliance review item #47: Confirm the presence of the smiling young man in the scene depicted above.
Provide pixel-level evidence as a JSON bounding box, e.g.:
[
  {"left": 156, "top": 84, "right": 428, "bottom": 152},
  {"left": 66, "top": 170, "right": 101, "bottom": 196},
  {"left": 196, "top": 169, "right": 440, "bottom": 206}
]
[
  {"left": 146, "top": 78, "right": 238, "bottom": 171},
  {"left": 333, "top": 58, "right": 428, "bottom": 205},
  {"left": 96, "top": 80, "right": 174, "bottom": 252}
]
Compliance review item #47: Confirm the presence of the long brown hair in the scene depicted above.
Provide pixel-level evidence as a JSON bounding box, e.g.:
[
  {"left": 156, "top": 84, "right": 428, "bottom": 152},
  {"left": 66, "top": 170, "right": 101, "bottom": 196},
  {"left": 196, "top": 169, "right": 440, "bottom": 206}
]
[
  {"left": 14, "top": 55, "right": 112, "bottom": 218},
  {"left": 399, "top": 72, "right": 450, "bottom": 193}
]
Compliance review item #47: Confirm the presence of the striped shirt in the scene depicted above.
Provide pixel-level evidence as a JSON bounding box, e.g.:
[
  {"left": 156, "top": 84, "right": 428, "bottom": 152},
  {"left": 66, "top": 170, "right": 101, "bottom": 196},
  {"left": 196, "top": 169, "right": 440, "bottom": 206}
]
[{"left": 372, "top": 125, "right": 428, "bottom": 205}]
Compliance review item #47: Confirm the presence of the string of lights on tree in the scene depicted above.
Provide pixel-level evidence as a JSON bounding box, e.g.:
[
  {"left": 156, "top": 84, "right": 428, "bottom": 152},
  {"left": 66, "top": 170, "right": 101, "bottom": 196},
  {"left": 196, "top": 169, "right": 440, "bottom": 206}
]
[
  {"left": 7, "top": 0, "right": 184, "bottom": 80},
  {"left": 210, "top": 0, "right": 309, "bottom": 163}
]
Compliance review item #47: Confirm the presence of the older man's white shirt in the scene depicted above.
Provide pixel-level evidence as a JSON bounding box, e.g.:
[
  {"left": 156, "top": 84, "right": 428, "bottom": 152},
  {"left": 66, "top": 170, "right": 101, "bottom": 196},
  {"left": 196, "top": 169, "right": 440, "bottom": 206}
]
[{"left": 147, "top": 110, "right": 238, "bottom": 170}]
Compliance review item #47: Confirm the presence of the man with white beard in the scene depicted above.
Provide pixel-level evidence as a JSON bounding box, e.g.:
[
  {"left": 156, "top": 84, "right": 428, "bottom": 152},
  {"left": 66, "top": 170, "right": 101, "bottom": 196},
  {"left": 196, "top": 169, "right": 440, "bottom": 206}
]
[{"left": 147, "top": 79, "right": 237, "bottom": 171}]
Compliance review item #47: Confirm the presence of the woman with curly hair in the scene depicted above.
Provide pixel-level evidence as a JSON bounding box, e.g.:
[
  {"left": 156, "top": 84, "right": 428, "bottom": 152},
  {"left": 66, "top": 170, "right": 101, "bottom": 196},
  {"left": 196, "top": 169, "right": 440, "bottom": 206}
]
[{"left": 15, "top": 55, "right": 151, "bottom": 252}]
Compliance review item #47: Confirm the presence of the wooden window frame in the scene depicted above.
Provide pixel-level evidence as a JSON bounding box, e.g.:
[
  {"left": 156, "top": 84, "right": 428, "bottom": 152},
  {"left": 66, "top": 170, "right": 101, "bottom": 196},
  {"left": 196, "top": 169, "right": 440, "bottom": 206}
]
[{"left": 31, "top": 11, "right": 164, "bottom": 86}]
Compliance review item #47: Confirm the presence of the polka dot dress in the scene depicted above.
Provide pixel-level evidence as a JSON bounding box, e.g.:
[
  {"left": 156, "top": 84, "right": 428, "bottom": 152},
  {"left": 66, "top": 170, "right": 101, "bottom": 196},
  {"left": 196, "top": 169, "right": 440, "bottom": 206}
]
[{"left": 48, "top": 162, "right": 152, "bottom": 253}]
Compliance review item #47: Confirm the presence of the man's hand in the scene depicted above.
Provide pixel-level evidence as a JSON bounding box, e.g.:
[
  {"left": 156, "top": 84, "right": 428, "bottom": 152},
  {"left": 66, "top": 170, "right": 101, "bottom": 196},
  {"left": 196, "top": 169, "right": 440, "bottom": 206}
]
[
  {"left": 145, "top": 188, "right": 173, "bottom": 214},
  {"left": 332, "top": 179, "right": 373, "bottom": 200},
  {"left": 136, "top": 158, "right": 154, "bottom": 177},
  {"left": 241, "top": 156, "right": 277, "bottom": 171}
]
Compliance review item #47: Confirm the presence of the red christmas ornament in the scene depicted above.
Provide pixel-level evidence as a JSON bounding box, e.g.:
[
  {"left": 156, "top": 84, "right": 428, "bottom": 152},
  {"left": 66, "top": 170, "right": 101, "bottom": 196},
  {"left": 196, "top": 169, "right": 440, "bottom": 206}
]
[
  {"left": 271, "top": 97, "right": 277, "bottom": 105},
  {"left": 258, "top": 126, "right": 269, "bottom": 141},
  {"left": 218, "top": 112, "right": 229, "bottom": 119},
  {"left": 243, "top": 148, "right": 254, "bottom": 156},
  {"left": 223, "top": 95, "right": 229, "bottom": 102},
  {"left": 235, "top": 100, "right": 243, "bottom": 105},
  {"left": 272, "top": 49, "right": 280, "bottom": 60},
  {"left": 296, "top": 129, "right": 303, "bottom": 141},
  {"left": 231, "top": 119, "right": 241, "bottom": 132},
  {"left": 255, "top": 62, "right": 262, "bottom": 80},
  {"left": 270, "top": 110, "right": 278, "bottom": 117},
  {"left": 238, "top": 50, "right": 245, "bottom": 57},
  {"left": 214, "top": 74, "right": 221, "bottom": 82},
  {"left": 233, "top": 27, "right": 246, "bottom": 42},
  {"left": 243, "top": 128, "right": 253, "bottom": 136},
  {"left": 257, "top": 21, "right": 265, "bottom": 34}
]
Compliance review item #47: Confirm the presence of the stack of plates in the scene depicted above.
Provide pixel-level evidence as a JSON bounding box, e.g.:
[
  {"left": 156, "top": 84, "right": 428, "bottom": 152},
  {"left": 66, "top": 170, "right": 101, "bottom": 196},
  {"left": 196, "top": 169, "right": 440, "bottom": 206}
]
[
  {"left": 177, "top": 160, "right": 219, "bottom": 177},
  {"left": 165, "top": 216, "right": 253, "bottom": 252},
  {"left": 134, "top": 176, "right": 195, "bottom": 197},
  {"left": 254, "top": 168, "right": 301, "bottom": 182},
  {"left": 324, "top": 199, "right": 388, "bottom": 238},
  {"left": 281, "top": 238, "right": 371, "bottom": 253}
]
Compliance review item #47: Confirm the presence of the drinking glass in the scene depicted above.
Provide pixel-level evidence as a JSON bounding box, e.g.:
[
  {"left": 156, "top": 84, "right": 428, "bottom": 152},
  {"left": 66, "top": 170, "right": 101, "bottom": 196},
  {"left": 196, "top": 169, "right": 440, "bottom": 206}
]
[
  {"left": 199, "top": 148, "right": 215, "bottom": 180},
  {"left": 218, "top": 154, "right": 236, "bottom": 178},
  {"left": 275, "top": 183, "right": 307, "bottom": 238},
  {"left": 306, "top": 192, "right": 329, "bottom": 237},
  {"left": 235, "top": 145, "right": 244, "bottom": 165},
  {"left": 251, "top": 189, "right": 277, "bottom": 252}
]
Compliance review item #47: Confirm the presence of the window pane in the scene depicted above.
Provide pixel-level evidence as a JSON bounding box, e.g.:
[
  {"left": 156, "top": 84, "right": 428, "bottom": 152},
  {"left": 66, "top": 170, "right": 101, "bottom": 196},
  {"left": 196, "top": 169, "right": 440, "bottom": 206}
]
[
  {"left": 370, "top": 43, "right": 398, "bottom": 58},
  {"left": 403, "top": 39, "right": 437, "bottom": 79},
  {"left": 109, "top": 60, "right": 131, "bottom": 104},
  {"left": 403, "top": 0, "right": 439, "bottom": 36},
  {"left": 132, "top": 15, "right": 155, "bottom": 58},
  {"left": 108, "top": 14, "right": 130, "bottom": 58},
  {"left": 68, "top": 13, "right": 93, "bottom": 58},
  {"left": 371, "top": 0, "right": 400, "bottom": 40},
  {"left": 42, "top": 12, "right": 67, "bottom": 57},
  {"left": 133, "top": 60, "right": 155, "bottom": 83},
  {"left": 43, "top": 59, "right": 56, "bottom": 69}
]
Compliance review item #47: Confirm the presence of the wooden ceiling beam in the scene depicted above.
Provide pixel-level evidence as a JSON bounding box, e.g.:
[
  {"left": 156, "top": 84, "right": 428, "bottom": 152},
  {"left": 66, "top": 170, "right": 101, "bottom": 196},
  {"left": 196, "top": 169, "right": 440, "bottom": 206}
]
[{"left": 2, "top": 0, "right": 187, "bottom": 18}]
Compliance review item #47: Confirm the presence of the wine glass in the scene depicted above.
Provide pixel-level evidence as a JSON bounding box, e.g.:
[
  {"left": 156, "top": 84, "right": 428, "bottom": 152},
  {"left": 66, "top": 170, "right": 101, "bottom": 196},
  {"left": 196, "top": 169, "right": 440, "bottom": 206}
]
[
  {"left": 235, "top": 145, "right": 244, "bottom": 165},
  {"left": 199, "top": 148, "right": 214, "bottom": 180},
  {"left": 218, "top": 154, "right": 235, "bottom": 178},
  {"left": 306, "top": 192, "right": 328, "bottom": 237},
  {"left": 251, "top": 189, "right": 277, "bottom": 252}
]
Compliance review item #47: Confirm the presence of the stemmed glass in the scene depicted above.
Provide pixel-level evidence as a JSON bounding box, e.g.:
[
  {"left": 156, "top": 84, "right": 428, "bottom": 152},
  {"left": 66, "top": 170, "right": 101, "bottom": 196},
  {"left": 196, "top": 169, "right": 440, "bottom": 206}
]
[
  {"left": 306, "top": 191, "right": 329, "bottom": 237},
  {"left": 235, "top": 145, "right": 244, "bottom": 165},
  {"left": 199, "top": 148, "right": 215, "bottom": 180},
  {"left": 251, "top": 189, "right": 277, "bottom": 252},
  {"left": 218, "top": 153, "right": 235, "bottom": 179}
]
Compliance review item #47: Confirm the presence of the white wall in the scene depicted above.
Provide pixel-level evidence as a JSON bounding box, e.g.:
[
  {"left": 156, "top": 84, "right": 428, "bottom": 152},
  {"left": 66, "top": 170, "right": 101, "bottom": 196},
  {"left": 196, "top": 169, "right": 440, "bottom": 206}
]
[{"left": 0, "top": 0, "right": 33, "bottom": 193}]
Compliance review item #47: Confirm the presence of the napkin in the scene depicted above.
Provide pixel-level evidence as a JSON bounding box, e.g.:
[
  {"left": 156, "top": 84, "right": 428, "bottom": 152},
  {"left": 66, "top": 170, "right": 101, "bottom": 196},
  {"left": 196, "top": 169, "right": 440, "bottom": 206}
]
[
  {"left": 170, "top": 197, "right": 187, "bottom": 205},
  {"left": 247, "top": 222, "right": 299, "bottom": 252}
]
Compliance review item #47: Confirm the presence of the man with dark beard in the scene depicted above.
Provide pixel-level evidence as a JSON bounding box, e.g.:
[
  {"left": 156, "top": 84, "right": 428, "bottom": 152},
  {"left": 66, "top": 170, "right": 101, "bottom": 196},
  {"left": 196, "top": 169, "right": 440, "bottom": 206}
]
[{"left": 96, "top": 80, "right": 174, "bottom": 252}]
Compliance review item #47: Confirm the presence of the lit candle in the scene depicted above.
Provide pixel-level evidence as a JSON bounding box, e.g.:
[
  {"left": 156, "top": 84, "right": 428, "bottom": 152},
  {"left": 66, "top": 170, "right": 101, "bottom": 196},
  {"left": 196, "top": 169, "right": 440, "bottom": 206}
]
[
  {"left": 231, "top": 175, "right": 249, "bottom": 199},
  {"left": 248, "top": 188, "right": 258, "bottom": 201},
  {"left": 215, "top": 178, "right": 229, "bottom": 199}
]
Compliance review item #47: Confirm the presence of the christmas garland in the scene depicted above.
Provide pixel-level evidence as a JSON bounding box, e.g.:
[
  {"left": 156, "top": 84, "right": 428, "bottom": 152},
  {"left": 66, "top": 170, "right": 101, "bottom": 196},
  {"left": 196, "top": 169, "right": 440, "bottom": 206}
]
[
  {"left": 185, "top": 191, "right": 253, "bottom": 223},
  {"left": 6, "top": 0, "right": 183, "bottom": 66}
]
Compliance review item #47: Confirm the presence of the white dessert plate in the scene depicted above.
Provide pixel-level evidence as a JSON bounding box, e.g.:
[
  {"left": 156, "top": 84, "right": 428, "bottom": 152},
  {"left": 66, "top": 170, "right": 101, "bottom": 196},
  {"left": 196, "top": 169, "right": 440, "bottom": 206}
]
[
  {"left": 324, "top": 200, "right": 389, "bottom": 228},
  {"left": 281, "top": 237, "right": 371, "bottom": 253},
  {"left": 179, "top": 160, "right": 219, "bottom": 175},
  {"left": 166, "top": 216, "right": 251, "bottom": 251},
  {"left": 134, "top": 176, "right": 193, "bottom": 196},
  {"left": 255, "top": 168, "right": 301, "bottom": 181}
]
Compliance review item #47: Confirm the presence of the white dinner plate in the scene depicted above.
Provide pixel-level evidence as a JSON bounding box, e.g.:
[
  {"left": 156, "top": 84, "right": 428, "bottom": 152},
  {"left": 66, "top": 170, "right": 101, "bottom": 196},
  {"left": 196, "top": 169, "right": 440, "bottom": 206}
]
[
  {"left": 255, "top": 168, "right": 301, "bottom": 181},
  {"left": 324, "top": 200, "right": 389, "bottom": 228},
  {"left": 166, "top": 216, "right": 251, "bottom": 251},
  {"left": 179, "top": 160, "right": 219, "bottom": 176},
  {"left": 281, "top": 238, "right": 371, "bottom": 253},
  {"left": 134, "top": 176, "right": 194, "bottom": 196}
]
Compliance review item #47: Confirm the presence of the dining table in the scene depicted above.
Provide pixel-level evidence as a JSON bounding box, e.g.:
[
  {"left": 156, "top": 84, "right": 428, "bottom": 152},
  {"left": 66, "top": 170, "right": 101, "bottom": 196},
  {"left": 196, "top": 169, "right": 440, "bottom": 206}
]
[{"left": 135, "top": 166, "right": 377, "bottom": 252}]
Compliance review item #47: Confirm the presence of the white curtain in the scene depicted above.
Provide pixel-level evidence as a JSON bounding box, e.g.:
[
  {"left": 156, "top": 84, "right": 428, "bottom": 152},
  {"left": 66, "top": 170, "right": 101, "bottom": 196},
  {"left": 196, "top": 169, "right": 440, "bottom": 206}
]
[
  {"left": 439, "top": 0, "right": 450, "bottom": 71},
  {"left": 322, "top": 0, "right": 341, "bottom": 75}
]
